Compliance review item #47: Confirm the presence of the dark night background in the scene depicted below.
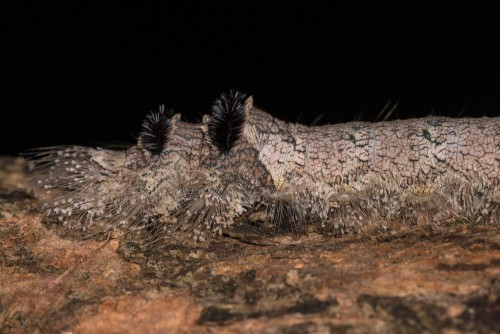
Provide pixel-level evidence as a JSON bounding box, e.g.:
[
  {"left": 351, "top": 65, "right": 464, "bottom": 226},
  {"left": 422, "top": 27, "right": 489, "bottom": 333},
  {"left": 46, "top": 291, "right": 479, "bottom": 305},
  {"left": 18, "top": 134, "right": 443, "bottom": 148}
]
[{"left": 3, "top": 1, "right": 499, "bottom": 155}]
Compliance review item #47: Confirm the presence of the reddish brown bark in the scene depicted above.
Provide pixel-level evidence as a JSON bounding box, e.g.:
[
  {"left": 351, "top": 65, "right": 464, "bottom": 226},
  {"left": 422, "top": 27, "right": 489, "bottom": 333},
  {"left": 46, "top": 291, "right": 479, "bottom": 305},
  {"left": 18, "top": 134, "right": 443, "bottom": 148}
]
[{"left": 1, "top": 157, "right": 499, "bottom": 333}]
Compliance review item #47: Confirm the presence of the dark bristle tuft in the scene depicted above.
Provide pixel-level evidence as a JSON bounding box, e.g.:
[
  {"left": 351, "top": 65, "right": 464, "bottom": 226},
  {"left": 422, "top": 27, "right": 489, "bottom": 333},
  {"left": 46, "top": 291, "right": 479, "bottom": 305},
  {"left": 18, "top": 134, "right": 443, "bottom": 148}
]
[
  {"left": 208, "top": 90, "right": 247, "bottom": 153},
  {"left": 140, "top": 105, "right": 172, "bottom": 155}
]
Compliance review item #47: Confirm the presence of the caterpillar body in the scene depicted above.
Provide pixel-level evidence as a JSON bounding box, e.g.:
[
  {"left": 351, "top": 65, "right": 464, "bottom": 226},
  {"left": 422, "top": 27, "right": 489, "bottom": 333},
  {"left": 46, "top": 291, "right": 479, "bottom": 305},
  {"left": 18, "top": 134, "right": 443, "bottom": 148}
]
[{"left": 28, "top": 91, "right": 500, "bottom": 242}]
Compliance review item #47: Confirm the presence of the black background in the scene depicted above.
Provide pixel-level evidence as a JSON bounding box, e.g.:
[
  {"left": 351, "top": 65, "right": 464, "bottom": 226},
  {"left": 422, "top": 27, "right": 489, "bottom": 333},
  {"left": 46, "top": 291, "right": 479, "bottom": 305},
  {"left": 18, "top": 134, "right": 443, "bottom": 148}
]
[{"left": 3, "top": 1, "right": 499, "bottom": 155}]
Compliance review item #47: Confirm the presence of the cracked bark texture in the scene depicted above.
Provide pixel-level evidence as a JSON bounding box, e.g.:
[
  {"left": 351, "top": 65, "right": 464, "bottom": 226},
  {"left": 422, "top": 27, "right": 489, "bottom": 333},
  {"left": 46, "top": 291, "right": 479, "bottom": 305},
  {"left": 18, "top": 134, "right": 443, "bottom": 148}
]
[
  {"left": 243, "top": 100, "right": 499, "bottom": 186},
  {"left": 1, "top": 157, "right": 500, "bottom": 334}
]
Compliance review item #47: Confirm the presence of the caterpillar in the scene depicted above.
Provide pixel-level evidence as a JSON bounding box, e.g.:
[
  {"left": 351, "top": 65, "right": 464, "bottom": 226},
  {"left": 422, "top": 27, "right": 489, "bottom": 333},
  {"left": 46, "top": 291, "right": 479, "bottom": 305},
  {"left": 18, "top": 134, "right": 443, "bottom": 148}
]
[{"left": 27, "top": 91, "right": 500, "bottom": 242}]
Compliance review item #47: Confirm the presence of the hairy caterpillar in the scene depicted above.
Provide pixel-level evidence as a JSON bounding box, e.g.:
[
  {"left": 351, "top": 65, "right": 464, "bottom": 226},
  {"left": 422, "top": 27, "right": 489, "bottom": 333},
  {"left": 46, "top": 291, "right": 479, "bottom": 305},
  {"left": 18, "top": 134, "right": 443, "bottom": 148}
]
[{"left": 28, "top": 91, "right": 500, "bottom": 242}]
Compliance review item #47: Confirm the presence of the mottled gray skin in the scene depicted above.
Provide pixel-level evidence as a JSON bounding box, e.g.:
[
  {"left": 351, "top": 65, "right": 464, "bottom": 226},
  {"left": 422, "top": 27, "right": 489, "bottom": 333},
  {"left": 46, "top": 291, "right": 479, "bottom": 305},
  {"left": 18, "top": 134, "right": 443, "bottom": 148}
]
[
  {"left": 30, "top": 97, "right": 500, "bottom": 240},
  {"left": 242, "top": 98, "right": 500, "bottom": 187}
]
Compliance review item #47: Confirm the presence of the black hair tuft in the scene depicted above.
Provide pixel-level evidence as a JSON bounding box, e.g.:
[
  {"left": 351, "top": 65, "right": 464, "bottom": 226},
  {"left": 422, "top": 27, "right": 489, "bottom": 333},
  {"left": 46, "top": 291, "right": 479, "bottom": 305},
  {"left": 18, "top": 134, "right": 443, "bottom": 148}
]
[
  {"left": 140, "top": 105, "right": 172, "bottom": 155},
  {"left": 208, "top": 90, "right": 247, "bottom": 153}
]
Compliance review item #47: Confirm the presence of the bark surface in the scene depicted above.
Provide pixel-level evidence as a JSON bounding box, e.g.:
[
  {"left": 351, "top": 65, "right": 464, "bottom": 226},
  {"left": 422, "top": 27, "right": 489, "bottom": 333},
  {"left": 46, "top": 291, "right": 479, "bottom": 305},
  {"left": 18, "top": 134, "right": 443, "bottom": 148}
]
[{"left": 1, "top": 157, "right": 499, "bottom": 334}]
